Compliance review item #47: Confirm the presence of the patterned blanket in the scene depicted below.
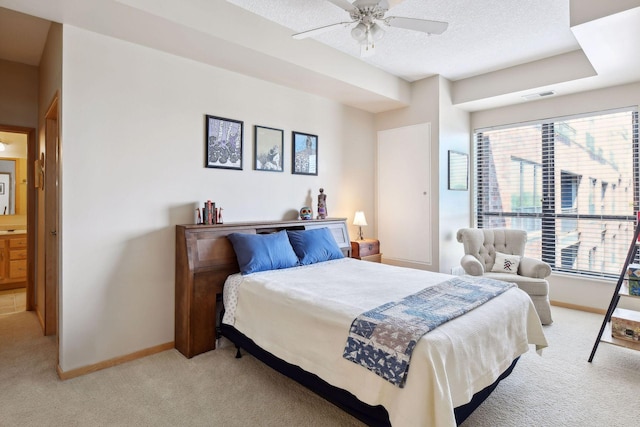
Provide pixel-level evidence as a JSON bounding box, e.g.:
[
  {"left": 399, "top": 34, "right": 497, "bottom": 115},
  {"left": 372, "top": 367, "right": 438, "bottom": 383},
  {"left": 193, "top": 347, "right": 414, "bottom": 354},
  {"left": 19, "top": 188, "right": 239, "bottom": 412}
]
[{"left": 342, "top": 276, "right": 516, "bottom": 387}]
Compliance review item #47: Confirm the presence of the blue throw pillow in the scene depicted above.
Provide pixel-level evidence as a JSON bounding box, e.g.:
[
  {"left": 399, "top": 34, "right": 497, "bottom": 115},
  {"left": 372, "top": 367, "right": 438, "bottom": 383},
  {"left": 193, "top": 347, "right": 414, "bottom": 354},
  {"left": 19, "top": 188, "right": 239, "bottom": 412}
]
[
  {"left": 287, "top": 228, "right": 344, "bottom": 265},
  {"left": 228, "top": 230, "right": 299, "bottom": 275}
]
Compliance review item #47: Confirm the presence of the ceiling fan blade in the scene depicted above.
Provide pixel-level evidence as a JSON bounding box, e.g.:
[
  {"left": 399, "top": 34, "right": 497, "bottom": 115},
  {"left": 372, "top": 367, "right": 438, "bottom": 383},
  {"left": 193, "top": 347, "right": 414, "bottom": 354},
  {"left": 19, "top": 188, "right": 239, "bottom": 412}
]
[
  {"left": 292, "top": 21, "right": 356, "bottom": 40},
  {"left": 385, "top": 16, "right": 448, "bottom": 35},
  {"left": 325, "top": 0, "right": 358, "bottom": 13},
  {"left": 380, "top": 0, "right": 405, "bottom": 10}
]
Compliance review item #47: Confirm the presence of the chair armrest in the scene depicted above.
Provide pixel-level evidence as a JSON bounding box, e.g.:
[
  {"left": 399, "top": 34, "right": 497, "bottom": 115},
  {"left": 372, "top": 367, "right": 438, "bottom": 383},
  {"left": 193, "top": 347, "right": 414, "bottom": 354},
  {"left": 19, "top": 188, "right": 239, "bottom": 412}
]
[
  {"left": 460, "top": 254, "right": 484, "bottom": 276},
  {"left": 519, "top": 256, "right": 551, "bottom": 278}
]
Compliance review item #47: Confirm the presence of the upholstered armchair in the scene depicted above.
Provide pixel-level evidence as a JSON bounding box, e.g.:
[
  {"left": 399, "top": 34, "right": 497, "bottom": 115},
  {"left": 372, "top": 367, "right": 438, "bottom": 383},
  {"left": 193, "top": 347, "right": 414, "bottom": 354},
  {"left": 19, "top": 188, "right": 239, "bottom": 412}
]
[{"left": 456, "top": 228, "right": 553, "bottom": 325}]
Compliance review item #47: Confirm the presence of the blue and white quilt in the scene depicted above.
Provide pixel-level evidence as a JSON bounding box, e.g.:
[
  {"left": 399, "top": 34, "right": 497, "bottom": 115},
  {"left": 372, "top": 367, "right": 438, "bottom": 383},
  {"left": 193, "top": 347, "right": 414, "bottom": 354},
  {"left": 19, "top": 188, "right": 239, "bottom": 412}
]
[{"left": 343, "top": 276, "right": 516, "bottom": 387}]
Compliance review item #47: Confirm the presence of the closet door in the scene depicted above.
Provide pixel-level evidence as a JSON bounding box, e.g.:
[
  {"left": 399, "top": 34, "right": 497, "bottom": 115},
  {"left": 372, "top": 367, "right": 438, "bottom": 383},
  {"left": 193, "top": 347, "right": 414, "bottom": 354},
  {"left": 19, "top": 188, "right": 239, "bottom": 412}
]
[{"left": 377, "top": 123, "right": 431, "bottom": 266}]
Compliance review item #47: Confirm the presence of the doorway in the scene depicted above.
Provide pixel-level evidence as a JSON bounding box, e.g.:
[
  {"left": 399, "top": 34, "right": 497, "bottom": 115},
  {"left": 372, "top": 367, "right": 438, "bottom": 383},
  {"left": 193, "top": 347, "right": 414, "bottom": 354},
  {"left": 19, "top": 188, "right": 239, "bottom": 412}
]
[
  {"left": 0, "top": 109, "right": 58, "bottom": 337},
  {"left": 0, "top": 124, "right": 36, "bottom": 316}
]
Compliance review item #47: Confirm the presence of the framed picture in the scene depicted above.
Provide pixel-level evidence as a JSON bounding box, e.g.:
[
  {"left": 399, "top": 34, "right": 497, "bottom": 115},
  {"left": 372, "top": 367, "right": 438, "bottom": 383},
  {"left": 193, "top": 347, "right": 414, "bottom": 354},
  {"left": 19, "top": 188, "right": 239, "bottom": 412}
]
[
  {"left": 0, "top": 172, "right": 9, "bottom": 214},
  {"left": 205, "top": 115, "right": 243, "bottom": 170},
  {"left": 292, "top": 131, "right": 318, "bottom": 175},
  {"left": 254, "top": 126, "right": 284, "bottom": 172},
  {"left": 448, "top": 150, "right": 469, "bottom": 191}
]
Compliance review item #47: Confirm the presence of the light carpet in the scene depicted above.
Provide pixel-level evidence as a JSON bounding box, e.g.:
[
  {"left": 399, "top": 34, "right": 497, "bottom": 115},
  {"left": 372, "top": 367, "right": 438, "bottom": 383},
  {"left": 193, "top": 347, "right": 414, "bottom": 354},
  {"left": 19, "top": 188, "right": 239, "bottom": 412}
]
[{"left": 1, "top": 307, "right": 639, "bottom": 426}]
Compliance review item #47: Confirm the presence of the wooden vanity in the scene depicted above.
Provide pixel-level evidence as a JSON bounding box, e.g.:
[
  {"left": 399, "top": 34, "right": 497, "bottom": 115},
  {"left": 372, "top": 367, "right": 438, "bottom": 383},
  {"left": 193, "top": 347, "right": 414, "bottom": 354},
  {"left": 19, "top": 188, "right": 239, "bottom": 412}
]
[{"left": 0, "top": 231, "right": 27, "bottom": 291}]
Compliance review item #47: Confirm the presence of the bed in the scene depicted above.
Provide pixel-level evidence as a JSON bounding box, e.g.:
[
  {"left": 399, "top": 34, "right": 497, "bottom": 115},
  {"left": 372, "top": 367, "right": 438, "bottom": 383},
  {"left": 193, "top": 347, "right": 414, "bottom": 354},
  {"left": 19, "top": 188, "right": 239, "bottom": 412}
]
[{"left": 174, "top": 219, "right": 547, "bottom": 427}]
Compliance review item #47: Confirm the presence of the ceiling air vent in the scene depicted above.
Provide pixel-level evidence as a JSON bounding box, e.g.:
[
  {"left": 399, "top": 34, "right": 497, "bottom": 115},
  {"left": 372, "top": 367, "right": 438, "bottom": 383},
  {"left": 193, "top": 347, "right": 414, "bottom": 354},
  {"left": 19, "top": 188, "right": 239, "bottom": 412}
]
[{"left": 522, "top": 90, "right": 556, "bottom": 100}]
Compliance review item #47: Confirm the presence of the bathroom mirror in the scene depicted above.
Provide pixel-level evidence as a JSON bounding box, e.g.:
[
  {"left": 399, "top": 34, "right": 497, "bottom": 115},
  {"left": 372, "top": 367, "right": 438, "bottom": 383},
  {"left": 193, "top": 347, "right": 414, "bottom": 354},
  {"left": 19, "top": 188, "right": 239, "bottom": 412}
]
[
  {"left": 0, "top": 131, "right": 28, "bottom": 217},
  {"left": 0, "top": 170, "right": 13, "bottom": 214}
]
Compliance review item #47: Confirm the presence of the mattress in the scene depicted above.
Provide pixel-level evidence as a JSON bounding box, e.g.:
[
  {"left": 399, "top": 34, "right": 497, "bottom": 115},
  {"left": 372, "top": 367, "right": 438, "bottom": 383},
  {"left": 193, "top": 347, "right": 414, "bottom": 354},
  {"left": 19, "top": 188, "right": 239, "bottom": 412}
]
[{"left": 222, "top": 258, "right": 547, "bottom": 427}]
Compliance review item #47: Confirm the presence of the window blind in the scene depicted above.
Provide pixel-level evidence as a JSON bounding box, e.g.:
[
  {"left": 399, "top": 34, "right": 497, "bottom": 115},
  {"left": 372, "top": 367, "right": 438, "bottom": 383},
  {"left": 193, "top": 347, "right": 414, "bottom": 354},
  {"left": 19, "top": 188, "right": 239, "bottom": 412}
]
[{"left": 474, "top": 108, "right": 639, "bottom": 278}]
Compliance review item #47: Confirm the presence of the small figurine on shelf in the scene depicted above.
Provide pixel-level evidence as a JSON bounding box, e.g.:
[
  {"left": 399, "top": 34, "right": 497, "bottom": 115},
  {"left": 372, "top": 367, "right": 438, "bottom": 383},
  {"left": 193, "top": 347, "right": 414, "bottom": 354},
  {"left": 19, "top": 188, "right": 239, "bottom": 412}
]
[
  {"left": 317, "top": 188, "right": 327, "bottom": 219},
  {"left": 300, "top": 206, "right": 312, "bottom": 220},
  {"left": 217, "top": 207, "right": 224, "bottom": 224}
]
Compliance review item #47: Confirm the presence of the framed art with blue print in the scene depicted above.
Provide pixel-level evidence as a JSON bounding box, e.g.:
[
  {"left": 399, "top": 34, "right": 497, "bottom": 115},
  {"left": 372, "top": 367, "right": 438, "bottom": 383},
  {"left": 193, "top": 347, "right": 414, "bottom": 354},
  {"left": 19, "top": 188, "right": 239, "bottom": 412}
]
[{"left": 292, "top": 131, "right": 318, "bottom": 176}]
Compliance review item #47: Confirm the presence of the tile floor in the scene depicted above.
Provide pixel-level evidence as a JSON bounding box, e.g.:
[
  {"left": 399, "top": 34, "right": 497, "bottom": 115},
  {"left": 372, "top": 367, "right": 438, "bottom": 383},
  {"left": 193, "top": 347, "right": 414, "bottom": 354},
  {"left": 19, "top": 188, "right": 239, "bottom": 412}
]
[{"left": 0, "top": 288, "right": 26, "bottom": 315}]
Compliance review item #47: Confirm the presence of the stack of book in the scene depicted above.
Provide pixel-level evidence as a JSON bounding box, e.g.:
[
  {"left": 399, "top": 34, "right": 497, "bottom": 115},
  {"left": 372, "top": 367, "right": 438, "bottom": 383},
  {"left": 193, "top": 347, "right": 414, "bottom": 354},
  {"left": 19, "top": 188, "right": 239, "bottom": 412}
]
[{"left": 195, "top": 200, "right": 223, "bottom": 225}]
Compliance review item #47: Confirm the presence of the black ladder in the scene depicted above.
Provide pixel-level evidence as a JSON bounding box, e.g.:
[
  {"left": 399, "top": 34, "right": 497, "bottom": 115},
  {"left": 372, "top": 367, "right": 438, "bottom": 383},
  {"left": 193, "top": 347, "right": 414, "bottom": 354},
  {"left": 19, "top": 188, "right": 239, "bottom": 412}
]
[{"left": 588, "top": 219, "right": 640, "bottom": 362}]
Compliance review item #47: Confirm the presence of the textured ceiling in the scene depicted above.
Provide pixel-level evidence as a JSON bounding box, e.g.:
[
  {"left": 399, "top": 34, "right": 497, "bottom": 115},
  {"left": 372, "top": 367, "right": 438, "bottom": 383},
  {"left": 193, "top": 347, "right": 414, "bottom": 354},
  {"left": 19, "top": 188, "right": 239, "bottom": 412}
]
[
  {"left": 227, "top": 0, "right": 580, "bottom": 82},
  {"left": 2, "top": 0, "right": 638, "bottom": 113}
]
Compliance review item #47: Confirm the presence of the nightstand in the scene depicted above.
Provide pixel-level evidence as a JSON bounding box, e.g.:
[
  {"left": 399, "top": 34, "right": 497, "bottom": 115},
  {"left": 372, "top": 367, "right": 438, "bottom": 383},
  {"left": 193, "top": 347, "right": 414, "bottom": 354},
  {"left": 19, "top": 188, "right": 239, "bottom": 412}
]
[{"left": 351, "top": 238, "right": 381, "bottom": 263}]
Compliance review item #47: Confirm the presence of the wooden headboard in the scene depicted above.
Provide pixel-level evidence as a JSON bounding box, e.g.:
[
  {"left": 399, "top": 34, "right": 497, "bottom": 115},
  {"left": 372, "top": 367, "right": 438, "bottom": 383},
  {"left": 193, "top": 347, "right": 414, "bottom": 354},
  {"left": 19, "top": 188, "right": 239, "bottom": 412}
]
[{"left": 175, "top": 218, "right": 351, "bottom": 358}]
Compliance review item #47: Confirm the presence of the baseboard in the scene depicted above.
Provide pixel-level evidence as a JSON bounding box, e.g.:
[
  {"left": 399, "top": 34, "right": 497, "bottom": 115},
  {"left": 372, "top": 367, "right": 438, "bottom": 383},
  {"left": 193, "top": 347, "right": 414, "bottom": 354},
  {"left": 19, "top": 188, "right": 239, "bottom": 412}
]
[
  {"left": 56, "top": 341, "right": 175, "bottom": 380},
  {"left": 550, "top": 300, "right": 606, "bottom": 315}
]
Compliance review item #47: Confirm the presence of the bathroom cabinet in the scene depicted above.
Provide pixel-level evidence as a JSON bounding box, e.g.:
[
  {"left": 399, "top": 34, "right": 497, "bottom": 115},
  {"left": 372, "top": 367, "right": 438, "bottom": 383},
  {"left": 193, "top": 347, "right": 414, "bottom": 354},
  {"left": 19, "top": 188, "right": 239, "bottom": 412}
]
[{"left": 0, "top": 232, "right": 27, "bottom": 291}]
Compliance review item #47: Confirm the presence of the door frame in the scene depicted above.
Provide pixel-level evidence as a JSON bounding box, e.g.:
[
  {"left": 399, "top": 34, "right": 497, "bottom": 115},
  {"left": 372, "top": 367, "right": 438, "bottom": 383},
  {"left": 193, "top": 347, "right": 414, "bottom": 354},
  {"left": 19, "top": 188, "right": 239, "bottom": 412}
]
[{"left": 43, "top": 95, "right": 59, "bottom": 336}]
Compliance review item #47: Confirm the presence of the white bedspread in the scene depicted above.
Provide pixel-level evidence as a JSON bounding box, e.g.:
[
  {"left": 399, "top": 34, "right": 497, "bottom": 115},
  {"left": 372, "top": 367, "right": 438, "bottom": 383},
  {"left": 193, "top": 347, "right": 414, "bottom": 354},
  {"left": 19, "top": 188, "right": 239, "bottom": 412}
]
[{"left": 222, "top": 258, "right": 547, "bottom": 427}]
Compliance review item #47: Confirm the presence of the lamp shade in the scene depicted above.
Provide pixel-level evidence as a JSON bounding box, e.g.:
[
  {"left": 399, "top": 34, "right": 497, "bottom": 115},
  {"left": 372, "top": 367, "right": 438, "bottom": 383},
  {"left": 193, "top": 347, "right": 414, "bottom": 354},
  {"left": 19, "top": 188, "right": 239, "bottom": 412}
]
[
  {"left": 369, "top": 23, "right": 384, "bottom": 41},
  {"left": 351, "top": 22, "right": 367, "bottom": 41},
  {"left": 353, "top": 211, "right": 368, "bottom": 227}
]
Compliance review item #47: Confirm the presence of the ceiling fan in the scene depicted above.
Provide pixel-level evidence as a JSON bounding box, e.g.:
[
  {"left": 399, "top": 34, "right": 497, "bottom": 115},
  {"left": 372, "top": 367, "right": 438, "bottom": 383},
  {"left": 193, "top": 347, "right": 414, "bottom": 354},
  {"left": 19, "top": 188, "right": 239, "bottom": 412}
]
[{"left": 292, "top": 0, "right": 448, "bottom": 56}]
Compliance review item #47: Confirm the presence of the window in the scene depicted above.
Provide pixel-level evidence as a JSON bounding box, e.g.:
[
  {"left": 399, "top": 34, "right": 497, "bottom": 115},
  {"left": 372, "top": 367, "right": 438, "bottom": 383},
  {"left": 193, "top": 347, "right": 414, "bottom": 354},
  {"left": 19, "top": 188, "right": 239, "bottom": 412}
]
[
  {"left": 600, "top": 181, "right": 608, "bottom": 214},
  {"left": 475, "top": 108, "right": 639, "bottom": 278},
  {"left": 511, "top": 158, "right": 541, "bottom": 232}
]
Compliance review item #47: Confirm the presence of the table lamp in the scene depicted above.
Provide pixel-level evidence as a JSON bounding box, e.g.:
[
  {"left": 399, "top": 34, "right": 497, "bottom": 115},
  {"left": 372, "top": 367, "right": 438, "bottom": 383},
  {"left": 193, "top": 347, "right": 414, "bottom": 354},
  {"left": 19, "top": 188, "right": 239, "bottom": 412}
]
[{"left": 353, "top": 211, "right": 368, "bottom": 240}]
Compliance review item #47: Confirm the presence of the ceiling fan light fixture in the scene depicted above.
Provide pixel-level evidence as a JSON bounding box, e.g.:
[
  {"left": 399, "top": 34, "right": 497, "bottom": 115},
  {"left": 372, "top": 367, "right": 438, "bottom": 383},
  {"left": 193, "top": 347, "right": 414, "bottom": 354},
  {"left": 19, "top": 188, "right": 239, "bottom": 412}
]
[
  {"left": 294, "top": 0, "right": 449, "bottom": 58},
  {"left": 369, "top": 22, "right": 384, "bottom": 41},
  {"left": 351, "top": 22, "right": 368, "bottom": 41}
]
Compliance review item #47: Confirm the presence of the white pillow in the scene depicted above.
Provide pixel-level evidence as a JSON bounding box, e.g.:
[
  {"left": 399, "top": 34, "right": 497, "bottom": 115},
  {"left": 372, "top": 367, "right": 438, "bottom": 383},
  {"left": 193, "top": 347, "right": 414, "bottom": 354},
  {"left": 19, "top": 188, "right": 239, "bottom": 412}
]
[{"left": 491, "top": 252, "right": 521, "bottom": 274}]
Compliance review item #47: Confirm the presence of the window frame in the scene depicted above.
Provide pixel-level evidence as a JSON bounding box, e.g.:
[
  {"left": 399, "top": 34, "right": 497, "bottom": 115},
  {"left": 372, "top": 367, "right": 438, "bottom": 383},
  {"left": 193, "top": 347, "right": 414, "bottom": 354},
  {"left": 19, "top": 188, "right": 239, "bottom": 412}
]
[{"left": 474, "top": 108, "right": 639, "bottom": 278}]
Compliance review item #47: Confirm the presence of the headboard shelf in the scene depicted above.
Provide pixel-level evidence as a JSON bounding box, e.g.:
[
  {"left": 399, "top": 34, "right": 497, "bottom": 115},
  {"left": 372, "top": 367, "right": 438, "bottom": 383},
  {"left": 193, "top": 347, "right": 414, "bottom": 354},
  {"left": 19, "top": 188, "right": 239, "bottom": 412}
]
[{"left": 175, "top": 217, "right": 351, "bottom": 358}]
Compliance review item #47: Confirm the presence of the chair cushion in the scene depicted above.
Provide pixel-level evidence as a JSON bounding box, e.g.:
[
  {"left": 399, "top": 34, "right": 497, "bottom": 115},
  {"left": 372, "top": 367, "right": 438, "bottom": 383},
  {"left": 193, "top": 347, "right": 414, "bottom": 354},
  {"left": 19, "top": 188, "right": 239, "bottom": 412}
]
[{"left": 483, "top": 272, "right": 549, "bottom": 296}]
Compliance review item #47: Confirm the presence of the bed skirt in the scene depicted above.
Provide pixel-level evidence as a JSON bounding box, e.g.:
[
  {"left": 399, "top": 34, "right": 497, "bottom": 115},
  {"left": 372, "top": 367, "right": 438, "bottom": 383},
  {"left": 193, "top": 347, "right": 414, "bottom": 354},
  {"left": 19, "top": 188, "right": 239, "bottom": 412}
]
[{"left": 220, "top": 323, "right": 519, "bottom": 426}]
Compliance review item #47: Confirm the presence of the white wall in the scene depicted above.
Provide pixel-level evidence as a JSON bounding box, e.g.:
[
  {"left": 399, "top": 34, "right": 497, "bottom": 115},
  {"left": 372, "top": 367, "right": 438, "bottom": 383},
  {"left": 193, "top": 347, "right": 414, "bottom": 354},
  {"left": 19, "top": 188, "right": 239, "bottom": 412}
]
[
  {"left": 437, "top": 77, "right": 471, "bottom": 274},
  {"left": 471, "top": 82, "right": 640, "bottom": 311},
  {"left": 59, "top": 25, "right": 376, "bottom": 371},
  {"left": 471, "top": 81, "right": 640, "bottom": 130},
  {"left": 375, "top": 76, "right": 441, "bottom": 271},
  {"left": 374, "top": 76, "right": 472, "bottom": 273}
]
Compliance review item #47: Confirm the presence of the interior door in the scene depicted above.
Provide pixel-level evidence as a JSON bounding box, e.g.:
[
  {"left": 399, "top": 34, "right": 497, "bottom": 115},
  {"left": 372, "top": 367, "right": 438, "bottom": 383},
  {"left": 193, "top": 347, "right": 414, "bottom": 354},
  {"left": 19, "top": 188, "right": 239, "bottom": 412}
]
[{"left": 377, "top": 123, "right": 432, "bottom": 267}]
